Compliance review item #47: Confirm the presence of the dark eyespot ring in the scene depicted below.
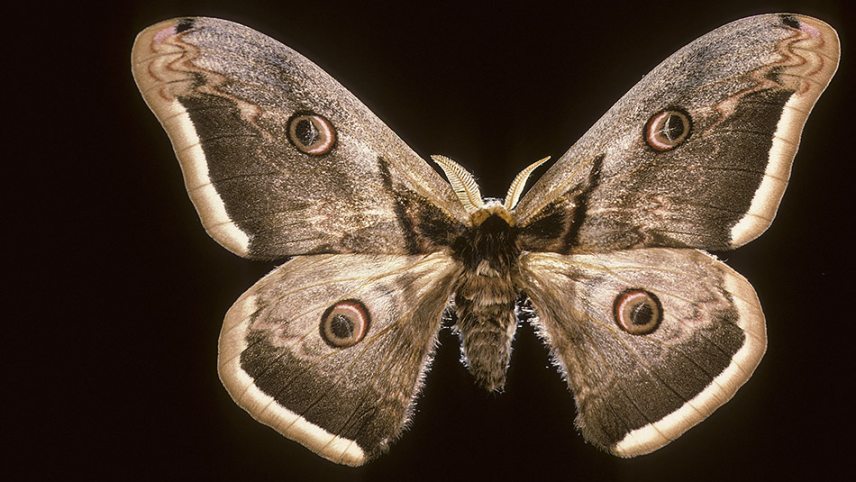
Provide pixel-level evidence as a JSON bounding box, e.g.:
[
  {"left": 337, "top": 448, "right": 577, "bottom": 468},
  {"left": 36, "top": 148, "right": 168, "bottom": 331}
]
[
  {"left": 613, "top": 289, "right": 663, "bottom": 335},
  {"left": 644, "top": 108, "right": 692, "bottom": 151},
  {"left": 320, "top": 300, "right": 370, "bottom": 348},
  {"left": 287, "top": 112, "right": 336, "bottom": 155}
]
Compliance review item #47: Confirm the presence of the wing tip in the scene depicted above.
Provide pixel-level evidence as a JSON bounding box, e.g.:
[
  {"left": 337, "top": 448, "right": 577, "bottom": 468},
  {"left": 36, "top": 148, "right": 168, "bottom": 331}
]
[
  {"left": 729, "top": 14, "right": 839, "bottom": 248},
  {"left": 789, "top": 15, "right": 841, "bottom": 59},
  {"left": 131, "top": 18, "right": 191, "bottom": 72},
  {"left": 132, "top": 23, "right": 253, "bottom": 257}
]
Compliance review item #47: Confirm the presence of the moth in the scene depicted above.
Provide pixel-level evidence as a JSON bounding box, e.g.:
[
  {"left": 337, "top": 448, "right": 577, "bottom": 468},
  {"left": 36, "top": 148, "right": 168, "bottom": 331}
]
[{"left": 132, "top": 14, "right": 838, "bottom": 465}]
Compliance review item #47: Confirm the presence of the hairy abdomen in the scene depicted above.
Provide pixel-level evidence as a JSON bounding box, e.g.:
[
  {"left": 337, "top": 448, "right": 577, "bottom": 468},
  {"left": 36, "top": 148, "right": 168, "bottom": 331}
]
[{"left": 454, "top": 261, "right": 519, "bottom": 392}]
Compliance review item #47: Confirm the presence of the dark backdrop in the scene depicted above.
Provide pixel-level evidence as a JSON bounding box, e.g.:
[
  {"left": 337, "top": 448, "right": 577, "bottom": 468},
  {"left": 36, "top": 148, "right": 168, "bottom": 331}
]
[{"left": 12, "top": 0, "right": 852, "bottom": 480}]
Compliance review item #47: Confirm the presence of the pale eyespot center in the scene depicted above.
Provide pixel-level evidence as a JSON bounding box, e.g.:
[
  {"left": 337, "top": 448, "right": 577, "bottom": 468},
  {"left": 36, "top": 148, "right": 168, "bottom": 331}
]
[
  {"left": 287, "top": 112, "right": 336, "bottom": 155},
  {"left": 613, "top": 289, "right": 662, "bottom": 335},
  {"left": 644, "top": 108, "right": 692, "bottom": 151},
  {"left": 320, "top": 300, "right": 370, "bottom": 348}
]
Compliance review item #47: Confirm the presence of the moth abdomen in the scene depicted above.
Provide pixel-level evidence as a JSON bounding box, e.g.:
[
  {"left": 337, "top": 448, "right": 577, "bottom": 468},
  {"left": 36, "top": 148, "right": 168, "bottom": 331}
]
[{"left": 453, "top": 280, "right": 518, "bottom": 392}]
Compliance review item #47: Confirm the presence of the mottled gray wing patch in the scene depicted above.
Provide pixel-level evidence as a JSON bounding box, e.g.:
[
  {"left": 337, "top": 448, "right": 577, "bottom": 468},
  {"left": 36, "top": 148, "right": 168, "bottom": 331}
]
[
  {"left": 218, "top": 253, "right": 458, "bottom": 465},
  {"left": 132, "top": 17, "right": 468, "bottom": 258},
  {"left": 515, "top": 14, "right": 839, "bottom": 252},
  {"left": 519, "top": 249, "right": 766, "bottom": 456}
]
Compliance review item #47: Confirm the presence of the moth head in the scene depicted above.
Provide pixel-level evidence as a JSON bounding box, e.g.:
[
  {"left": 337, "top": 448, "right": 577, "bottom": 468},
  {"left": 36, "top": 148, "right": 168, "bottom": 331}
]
[
  {"left": 470, "top": 201, "right": 515, "bottom": 227},
  {"left": 287, "top": 112, "right": 336, "bottom": 155},
  {"left": 320, "top": 300, "right": 370, "bottom": 348},
  {"left": 613, "top": 289, "right": 662, "bottom": 335},
  {"left": 644, "top": 108, "right": 692, "bottom": 152}
]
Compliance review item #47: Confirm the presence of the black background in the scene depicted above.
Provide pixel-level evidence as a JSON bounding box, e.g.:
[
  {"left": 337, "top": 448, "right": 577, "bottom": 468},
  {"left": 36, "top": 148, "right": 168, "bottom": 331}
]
[{"left": 11, "top": 0, "right": 853, "bottom": 480}]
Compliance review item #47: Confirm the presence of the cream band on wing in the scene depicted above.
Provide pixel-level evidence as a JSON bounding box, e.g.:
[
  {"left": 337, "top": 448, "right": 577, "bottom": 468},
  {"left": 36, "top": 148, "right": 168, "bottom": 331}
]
[
  {"left": 729, "top": 15, "right": 839, "bottom": 247},
  {"left": 132, "top": 22, "right": 251, "bottom": 255}
]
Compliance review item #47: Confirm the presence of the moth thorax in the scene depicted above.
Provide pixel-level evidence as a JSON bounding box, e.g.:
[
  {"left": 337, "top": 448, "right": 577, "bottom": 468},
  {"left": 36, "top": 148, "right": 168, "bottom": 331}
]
[{"left": 452, "top": 210, "right": 520, "bottom": 275}]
